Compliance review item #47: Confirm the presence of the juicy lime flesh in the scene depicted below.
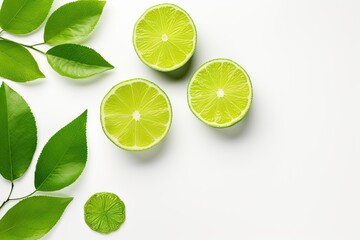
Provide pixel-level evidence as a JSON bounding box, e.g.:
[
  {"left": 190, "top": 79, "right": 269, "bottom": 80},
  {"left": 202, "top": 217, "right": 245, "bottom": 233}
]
[
  {"left": 188, "top": 59, "right": 252, "bottom": 127},
  {"left": 84, "top": 192, "right": 125, "bottom": 234},
  {"left": 101, "top": 79, "right": 172, "bottom": 150},
  {"left": 134, "top": 4, "right": 196, "bottom": 71}
]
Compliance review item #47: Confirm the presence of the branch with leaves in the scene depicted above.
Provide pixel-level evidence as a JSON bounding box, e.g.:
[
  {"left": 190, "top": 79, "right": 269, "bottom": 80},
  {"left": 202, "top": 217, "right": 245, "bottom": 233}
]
[
  {"left": 0, "top": 0, "right": 113, "bottom": 82},
  {"left": 0, "top": 82, "right": 88, "bottom": 239}
]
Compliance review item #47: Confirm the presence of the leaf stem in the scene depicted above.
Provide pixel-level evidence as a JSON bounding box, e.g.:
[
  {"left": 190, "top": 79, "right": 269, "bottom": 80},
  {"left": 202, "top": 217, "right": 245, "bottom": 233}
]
[
  {"left": 27, "top": 45, "right": 46, "bottom": 55},
  {"left": 9, "top": 190, "right": 36, "bottom": 201},
  {"left": 31, "top": 42, "right": 45, "bottom": 47},
  {"left": 0, "top": 182, "right": 14, "bottom": 210},
  {"left": 0, "top": 37, "right": 45, "bottom": 55}
]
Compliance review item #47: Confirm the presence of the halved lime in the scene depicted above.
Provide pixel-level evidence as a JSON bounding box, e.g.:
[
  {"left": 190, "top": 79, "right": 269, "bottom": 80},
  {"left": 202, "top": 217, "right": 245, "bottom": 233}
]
[
  {"left": 187, "top": 59, "right": 253, "bottom": 128},
  {"left": 84, "top": 192, "right": 125, "bottom": 234},
  {"left": 100, "top": 78, "right": 172, "bottom": 151},
  {"left": 133, "top": 3, "right": 197, "bottom": 72}
]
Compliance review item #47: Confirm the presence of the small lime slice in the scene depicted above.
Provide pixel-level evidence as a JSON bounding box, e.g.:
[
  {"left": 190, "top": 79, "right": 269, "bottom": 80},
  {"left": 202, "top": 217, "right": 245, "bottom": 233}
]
[
  {"left": 187, "top": 59, "right": 253, "bottom": 128},
  {"left": 84, "top": 192, "right": 125, "bottom": 234},
  {"left": 100, "top": 78, "right": 172, "bottom": 151},
  {"left": 133, "top": 3, "right": 197, "bottom": 72}
]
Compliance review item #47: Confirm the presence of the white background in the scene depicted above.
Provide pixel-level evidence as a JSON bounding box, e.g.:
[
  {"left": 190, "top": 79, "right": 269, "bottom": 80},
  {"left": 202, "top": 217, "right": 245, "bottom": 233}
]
[{"left": 0, "top": 0, "right": 360, "bottom": 239}]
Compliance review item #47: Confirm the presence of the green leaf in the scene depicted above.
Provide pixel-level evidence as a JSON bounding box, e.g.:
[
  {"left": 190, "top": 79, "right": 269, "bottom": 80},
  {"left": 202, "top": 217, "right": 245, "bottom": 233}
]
[
  {"left": 0, "top": 0, "right": 54, "bottom": 34},
  {"left": 0, "top": 40, "right": 44, "bottom": 82},
  {"left": 0, "top": 196, "right": 72, "bottom": 240},
  {"left": 44, "top": 1, "right": 106, "bottom": 45},
  {"left": 35, "top": 110, "right": 88, "bottom": 191},
  {"left": 0, "top": 82, "right": 37, "bottom": 181},
  {"left": 46, "top": 44, "right": 114, "bottom": 79}
]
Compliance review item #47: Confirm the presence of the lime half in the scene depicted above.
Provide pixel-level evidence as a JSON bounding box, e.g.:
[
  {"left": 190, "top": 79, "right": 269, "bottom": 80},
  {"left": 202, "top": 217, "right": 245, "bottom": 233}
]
[
  {"left": 133, "top": 3, "right": 197, "bottom": 72},
  {"left": 187, "top": 59, "right": 253, "bottom": 128},
  {"left": 101, "top": 78, "right": 172, "bottom": 151},
  {"left": 84, "top": 192, "right": 125, "bottom": 234}
]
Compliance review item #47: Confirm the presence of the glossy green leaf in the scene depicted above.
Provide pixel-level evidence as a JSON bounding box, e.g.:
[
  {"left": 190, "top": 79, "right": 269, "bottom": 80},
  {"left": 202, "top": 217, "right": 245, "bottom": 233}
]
[
  {"left": 0, "top": 82, "right": 37, "bottom": 181},
  {"left": 0, "top": 196, "right": 72, "bottom": 240},
  {"left": 0, "top": 40, "right": 44, "bottom": 82},
  {"left": 44, "top": 1, "right": 106, "bottom": 45},
  {"left": 46, "top": 44, "right": 114, "bottom": 79},
  {"left": 35, "top": 110, "right": 87, "bottom": 191},
  {"left": 0, "top": 0, "right": 54, "bottom": 34}
]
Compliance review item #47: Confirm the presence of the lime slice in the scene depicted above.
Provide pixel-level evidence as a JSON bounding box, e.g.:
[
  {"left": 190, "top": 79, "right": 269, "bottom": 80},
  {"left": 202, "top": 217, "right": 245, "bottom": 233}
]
[
  {"left": 187, "top": 59, "right": 253, "bottom": 128},
  {"left": 100, "top": 78, "right": 172, "bottom": 151},
  {"left": 84, "top": 192, "right": 125, "bottom": 234},
  {"left": 133, "top": 3, "right": 197, "bottom": 72}
]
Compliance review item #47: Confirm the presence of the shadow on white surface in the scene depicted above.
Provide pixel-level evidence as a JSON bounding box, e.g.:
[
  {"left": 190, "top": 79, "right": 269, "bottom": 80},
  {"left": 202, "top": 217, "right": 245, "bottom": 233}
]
[
  {"left": 165, "top": 55, "right": 196, "bottom": 80},
  {"left": 152, "top": 53, "right": 198, "bottom": 81},
  {"left": 209, "top": 107, "right": 254, "bottom": 140},
  {"left": 24, "top": 79, "right": 47, "bottom": 86},
  {"left": 123, "top": 132, "right": 171, "bottom": 164}
]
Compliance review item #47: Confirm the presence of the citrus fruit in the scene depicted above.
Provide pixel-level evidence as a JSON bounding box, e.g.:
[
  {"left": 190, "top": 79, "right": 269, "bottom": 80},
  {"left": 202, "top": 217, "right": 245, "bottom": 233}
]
[
  {"left": 84, "top": 192, "right": 125, "bottom": 234},
  {"left": 100, "top": 78, "right": 172, "bottom": 151},
  {"left": 133, "top": 3, "right": 197, "bottom": 72},
  {"left": 187, "top": 59, "right": 253, "bottom": 128}
]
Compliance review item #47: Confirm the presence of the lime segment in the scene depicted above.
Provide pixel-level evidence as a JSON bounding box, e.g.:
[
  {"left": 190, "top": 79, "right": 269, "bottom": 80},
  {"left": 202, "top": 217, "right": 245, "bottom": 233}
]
[
  {"left": 187, "top": 59, "right": 253, "bottom": 128},
  {"left": 101, "top": 78, "right": 172, "bottom": 151},
  {"left": 84, "top": 192, "right": 125, "bottom": 234},
  {"left": 133, "top": 3, "right": 197, "bottom": 72}
]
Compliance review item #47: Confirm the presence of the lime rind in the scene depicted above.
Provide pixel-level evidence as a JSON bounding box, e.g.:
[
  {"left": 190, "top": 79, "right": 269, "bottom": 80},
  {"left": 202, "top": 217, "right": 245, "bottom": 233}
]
[
  {"left": 133, "top": 3, "right": 197, "bottom": 72},
  {"left": 100, "top": 78, "right": 173, "bottom": 151},
  {"left": 187, "top": 58, "right": 253, "bottom": 128},
  {"left": 84, "top": 192, "right": 126, "bottom": 234}
]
